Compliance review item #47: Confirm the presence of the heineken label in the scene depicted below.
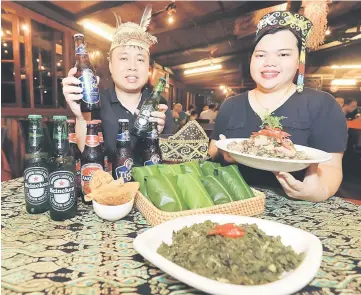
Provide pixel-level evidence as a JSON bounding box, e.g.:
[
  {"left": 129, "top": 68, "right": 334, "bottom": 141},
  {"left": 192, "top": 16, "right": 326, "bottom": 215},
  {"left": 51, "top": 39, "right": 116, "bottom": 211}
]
[
  {"left": 134, "top": 105, "right": 153, "bottom": 131},
  {"left": 81, "top": 163, "right": 103, "bottom": 195},
  {"left": 85, "top": 135, "right": 99, "bottom": 147},
  {"left": 79, "top": 69, "right": 99, "bottom": 104},
  {"left": 49, "top": 171, "right": 76, "bottom": 212},
  {"left": 24, "top": 167, "right": 49, "bottom": 206},
  {"left": 115, "top": 158, "right": 133, "bottom": 182},
  {"left": 116, "top": 130, "right": 130, "bottom": 142},
  {"left": 144, "top": 154, "right": 161, "bottom": 166}
]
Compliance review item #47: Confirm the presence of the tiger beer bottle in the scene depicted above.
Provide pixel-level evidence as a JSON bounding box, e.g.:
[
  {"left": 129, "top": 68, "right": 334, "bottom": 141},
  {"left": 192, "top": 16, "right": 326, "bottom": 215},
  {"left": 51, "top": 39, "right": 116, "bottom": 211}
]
[
  {"left": 142, "top": 122, "right": 162, "bottom": 166},
  {"left": 81, "top": 121, "right": 104, "bottom": 204},
  {"left": 131, "top": 77, "right": 166, "bottom": 137},
  {"left": 24, "top": 115, "right": 50, "bottom": 214},
  {"left": 67, "top": 119, "right": 82, "bottom": 201},
  {"left": 73, "top": 34, "right": 100, "bottom": 112}
]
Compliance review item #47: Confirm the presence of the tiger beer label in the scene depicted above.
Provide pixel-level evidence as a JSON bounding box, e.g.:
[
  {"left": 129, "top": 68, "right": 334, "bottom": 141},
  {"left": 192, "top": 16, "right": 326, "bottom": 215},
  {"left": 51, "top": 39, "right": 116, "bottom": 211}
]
[
  {"left": 115, "top": 158, "right": 133, "bottom": 182},
  {"left": 146, "top": 128, "right": 158, "bottom": 139},
  {"left": 24, "top": 167, "right": 49, "bottom": 206},
  {"left": 81, "top": 163, "right": 103, "bottom": 195},
  {"left": 69, "top": 133, "right": 78, "bottom": 144},
  {"left": 134, "top": 105, "right": 153, "bottom": 131},
  {"left": 75, "top": 159, "right": 81, "bottom": 187},
  {"left": 144, "top": 154, "right": 161, "bottom": 166},
  {"left": 75, "top": 44, "right": 88, "bottom": 55},
  {"left": 49, "top": 171, "right": 76, "bottom": 212},
  {"left": 98, "top": 132, "right": 104, "bottom": 143},
  {"left": 116, "top": 130, "right": 130, "bottom": 142},
  {"left": 104, "top": 156, "right": 108, "bottom": 172},
  {"left": 85, "top": 135, "right": 99, "bottom": 147},
  {"left": 79, "top": 69, "right": 99, "bottom": 104}
]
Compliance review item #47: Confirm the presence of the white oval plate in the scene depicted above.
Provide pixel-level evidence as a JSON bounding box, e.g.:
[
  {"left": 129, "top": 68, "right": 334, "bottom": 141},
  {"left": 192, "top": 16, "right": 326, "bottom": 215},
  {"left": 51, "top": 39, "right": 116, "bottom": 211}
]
[
  {"left": 134, "top": 214, "right": 323, "bottom": 295},
  {"left": 216, "top": 138, "right": 332, "bottom": 172}
]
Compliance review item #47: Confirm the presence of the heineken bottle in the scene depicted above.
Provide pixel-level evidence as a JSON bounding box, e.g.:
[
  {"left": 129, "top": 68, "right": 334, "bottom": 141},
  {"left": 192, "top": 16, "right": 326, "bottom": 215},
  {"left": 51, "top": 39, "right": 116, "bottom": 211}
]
[
  {"left": 24, "top": 115, "right": 50, "bottom": 214},
  {"left": 131, "top": 77, "right": 166, "bottom": 138},
  {"left": 49, "top": 116, "right": 77, "bottom": 221}
]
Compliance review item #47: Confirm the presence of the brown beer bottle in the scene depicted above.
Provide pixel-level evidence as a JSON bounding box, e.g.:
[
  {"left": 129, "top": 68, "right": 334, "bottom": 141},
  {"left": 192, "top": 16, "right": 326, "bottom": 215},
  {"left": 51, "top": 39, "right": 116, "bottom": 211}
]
[
  {"left": 142, "top": 122, "right": 162, "bottom": 166},
  {"left": 67, "top": 119, "right": 82, "bottom": 201},
  {"left": 113, "top": 119, "right": 134, "bottom": 182},
  {"left": 73, "top": 34, "right": 100, "bottom": 112},
  {"left": 93, "top": 120, "right": 108, "bottom": 172},
  {"left": 81, "top": 121, "right": 104, "bottom": 204}
]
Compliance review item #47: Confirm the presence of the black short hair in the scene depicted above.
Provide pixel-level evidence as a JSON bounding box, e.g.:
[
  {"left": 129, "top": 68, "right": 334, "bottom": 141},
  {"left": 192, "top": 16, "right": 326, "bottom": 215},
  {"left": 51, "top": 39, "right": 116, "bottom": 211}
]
[
  {"left": 188, "top": 104, "right": 195, "bottom": 111},
  {"left": 208, "top": 103, "right": 216, "bottom": 110},
  {"left": 190, "top": 110, "right": 198, "bottom": 116},
  {"left": 251, "top": 27, "right": 302, "bottom": 56},
  {"left": 344, "top": 98, "right": 357, "bottom": 105}
]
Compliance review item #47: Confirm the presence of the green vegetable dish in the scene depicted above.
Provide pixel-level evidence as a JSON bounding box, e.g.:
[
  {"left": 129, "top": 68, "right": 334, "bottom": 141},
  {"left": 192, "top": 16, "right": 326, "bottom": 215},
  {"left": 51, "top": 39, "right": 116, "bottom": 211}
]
[{"left": 157, "top": 221, "right": 304, "bottom": 285}]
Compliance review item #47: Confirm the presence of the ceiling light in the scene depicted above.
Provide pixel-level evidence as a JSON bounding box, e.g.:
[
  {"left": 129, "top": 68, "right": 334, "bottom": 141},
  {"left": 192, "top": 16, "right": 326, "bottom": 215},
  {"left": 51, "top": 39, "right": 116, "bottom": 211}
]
[
  {"left": 325, "top": 29, "right": 331, "bottom": 36},
  {"left": 40, "top": 66, "right": 45, "bottom": 70},
  {"left": 168, "top": 16, "right": 174, "bottom": 24},
  {"left": 6, "top": 30, "right": 11, "bottom": 35},
  {"left": 83, "top": 22, "right": 112, "bottom": 41},
  {"left": 219, "top": 85, "right": 225, "bottom": 90},
  {"left": 3, "top": 43, "right": 7, "bottom": 47},
  {"left": 184, "top": 64, "right": 222, "bottom": 75},
  {"left": 4, "top": 50, "right": 8, "bottom": 54},
  {"left": 331, "top": 79, "right": 357, "bottom": 86},
  {"left": 331, "top": 65, "right": 361, "bottom": 69},
  {"left": 57, "top": 62, "right": 61, "bottom": 67},
  {"left": 223, "top": 89, "right": 228, "bottom": 94}
]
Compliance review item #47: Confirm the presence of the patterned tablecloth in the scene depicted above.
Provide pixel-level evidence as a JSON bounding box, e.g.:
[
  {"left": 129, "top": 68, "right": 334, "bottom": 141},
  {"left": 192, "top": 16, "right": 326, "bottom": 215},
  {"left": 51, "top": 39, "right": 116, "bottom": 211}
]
[{"left": 2, "top": 178, "right": 361, "bottom": 295}]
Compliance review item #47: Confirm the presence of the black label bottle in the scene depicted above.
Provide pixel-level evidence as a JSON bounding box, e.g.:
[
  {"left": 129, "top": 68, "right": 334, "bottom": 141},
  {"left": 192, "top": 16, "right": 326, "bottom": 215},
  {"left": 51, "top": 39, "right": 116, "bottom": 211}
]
[
  {"left": 74, "top": 33, "right": 100, "bottom": 112},
  {"left": 24, "top": 114, "right": 50, "bottom": 214},
  {"left": 143, "top": 122, "right": 162, "bottom": 166}
]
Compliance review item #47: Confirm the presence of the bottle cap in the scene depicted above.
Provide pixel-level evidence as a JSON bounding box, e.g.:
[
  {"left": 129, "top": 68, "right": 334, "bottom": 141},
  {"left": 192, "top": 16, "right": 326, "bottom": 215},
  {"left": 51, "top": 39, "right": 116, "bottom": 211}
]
[
  {"left": 118, "top": 119, "right": 129, "bottom": 123},
  {"left": 53, "top": 116, "right": 67, "bottom": 120},
  {"left": 74, "top": 33, "right": 84, "bottom": 38},
  {"left": 28, "top": 114, "right": 42, "bottom": 119}
]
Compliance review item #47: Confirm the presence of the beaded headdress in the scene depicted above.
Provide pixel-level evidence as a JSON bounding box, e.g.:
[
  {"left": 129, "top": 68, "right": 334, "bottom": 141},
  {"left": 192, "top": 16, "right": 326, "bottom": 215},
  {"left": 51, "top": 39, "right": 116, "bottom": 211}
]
[
  {"left": 110, "top": 5, "right": 157, "bottom": 55},
  {"left": 159, "top": 121, "right": 210, "bottom": 162},
  {"left": 255, "top": 11, "right": 313, "bottom": 93}
]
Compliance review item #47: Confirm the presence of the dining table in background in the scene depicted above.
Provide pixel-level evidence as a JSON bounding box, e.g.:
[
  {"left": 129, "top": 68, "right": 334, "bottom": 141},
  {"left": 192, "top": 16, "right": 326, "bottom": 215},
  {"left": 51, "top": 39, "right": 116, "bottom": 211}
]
[{"left": 2, "top": 178, "right": 361, "bottom": 295}]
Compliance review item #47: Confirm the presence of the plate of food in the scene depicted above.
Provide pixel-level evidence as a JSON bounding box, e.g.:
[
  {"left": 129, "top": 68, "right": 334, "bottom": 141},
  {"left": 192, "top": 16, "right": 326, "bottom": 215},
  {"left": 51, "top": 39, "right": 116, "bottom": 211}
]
[
  {"left": 133, "top": 214, "right": 322, "bottom": 295},
  {"left": 216, "top": 115, "right": 332, "bottom": 172}
]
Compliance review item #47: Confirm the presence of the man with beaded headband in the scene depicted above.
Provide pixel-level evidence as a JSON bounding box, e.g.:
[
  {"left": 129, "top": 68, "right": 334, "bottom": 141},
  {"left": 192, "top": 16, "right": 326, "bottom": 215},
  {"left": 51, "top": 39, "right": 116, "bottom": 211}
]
[
  {"left": 209, "top": 11, "right": 348, "bottom": 202},
  {"left": 62, "top": 5, "right": 173, "bottom": 162}
]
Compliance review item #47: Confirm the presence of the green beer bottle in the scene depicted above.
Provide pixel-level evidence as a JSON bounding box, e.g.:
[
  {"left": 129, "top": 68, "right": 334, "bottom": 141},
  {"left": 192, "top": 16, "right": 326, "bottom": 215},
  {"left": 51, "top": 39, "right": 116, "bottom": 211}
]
[{"left": 131, "top": 77, "right": 167, "bottom": 137}]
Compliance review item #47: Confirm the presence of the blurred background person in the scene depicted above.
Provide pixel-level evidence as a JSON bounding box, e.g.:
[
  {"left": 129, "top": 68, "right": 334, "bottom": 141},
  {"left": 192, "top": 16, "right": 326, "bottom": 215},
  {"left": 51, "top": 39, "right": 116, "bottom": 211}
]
[
  {"left": 199, "top": 103, "right": 217, "bottom": 123},
  {"left": 335, "top": 97, "right": 345, "bottom": 108},
  {"left": 342, "top": 98, "right": 358, "bottom": 119}
]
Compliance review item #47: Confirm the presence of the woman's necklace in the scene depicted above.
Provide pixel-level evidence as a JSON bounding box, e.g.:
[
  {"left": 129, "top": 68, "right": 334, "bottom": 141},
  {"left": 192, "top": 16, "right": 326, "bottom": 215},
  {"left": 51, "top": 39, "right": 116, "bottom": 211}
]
[{"left": 254, "top": 84, "right": 295, "bottom": 117}]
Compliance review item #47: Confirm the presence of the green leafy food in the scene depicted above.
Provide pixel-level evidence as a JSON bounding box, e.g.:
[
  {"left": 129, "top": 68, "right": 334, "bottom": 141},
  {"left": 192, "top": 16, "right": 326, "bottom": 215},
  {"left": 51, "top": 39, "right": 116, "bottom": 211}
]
[
  {"left": 215, "top": 165, "right": 254, "bottom": 200},
  {"left": 260, "top": 113, "right": 287, "bottom": 130},
  {"left": 157, "top": 221, "right": 304, "bottom": 285},
  {"left": 145, "top": 175, "right": 188, "bottom": 212},
  {"left": 200, "top": 176, "right": 233, "bottom": 205},
  {"left": 132, "top": 165, "right": 160, "bottom": 197},
  {"left": 181, "top": 162, "right": 203, "bottom": 176},
  {"left": 157, "top": 164, "right": 183, "bottom": 176},
  {"left": 200, "top": 161, "right": 221, "bottom": 176},
  {"left": 177, "top": 174, "right": 214, "bottom": 209}
]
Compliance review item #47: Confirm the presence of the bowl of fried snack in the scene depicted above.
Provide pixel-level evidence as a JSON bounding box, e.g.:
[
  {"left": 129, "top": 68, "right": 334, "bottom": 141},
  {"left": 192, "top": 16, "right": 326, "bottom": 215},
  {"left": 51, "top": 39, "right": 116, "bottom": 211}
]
[{"left": 85, "top": 170, "right": 140, "bottom": 221}]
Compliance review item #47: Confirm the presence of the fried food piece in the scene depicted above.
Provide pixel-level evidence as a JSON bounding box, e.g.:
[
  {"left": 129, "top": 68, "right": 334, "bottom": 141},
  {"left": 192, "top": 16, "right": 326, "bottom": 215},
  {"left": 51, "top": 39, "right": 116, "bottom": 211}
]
[
  {"left": 85, "top": 182, "right": 140, "bottom": 206},
  {"left": 89, "top": 170, "right": 115, "bottom": 192}
]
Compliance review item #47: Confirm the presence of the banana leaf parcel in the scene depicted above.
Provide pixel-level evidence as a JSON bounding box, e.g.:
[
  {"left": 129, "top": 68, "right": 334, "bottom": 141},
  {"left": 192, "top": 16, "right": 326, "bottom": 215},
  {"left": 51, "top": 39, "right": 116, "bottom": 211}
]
[
  {"left": 132, "top": 165, "right": 160, "bottom": 197},
  {"left": 200, "top": 175, "right": 233, "bottom": 205},
  {"left": 200, "top": 161, "right": 221, "bottom": 176}
]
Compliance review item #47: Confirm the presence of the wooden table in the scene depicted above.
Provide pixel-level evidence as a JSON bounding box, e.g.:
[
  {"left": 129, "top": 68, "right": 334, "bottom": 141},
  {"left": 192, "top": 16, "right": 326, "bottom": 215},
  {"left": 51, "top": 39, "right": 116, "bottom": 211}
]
[
  {"left": 2, "top": 178, "right": 361, "bottom": 295},
  {"left": 347, "top": 120, "right": 361, "bottom": 130}
]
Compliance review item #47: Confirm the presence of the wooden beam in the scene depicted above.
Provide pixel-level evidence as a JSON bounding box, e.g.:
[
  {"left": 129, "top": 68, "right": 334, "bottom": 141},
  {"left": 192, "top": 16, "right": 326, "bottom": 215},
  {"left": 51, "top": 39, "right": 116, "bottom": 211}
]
[
  {"left": 51, "top": 32, "right": 58, "bottom": 107},
  {"left": 12, "top": 14, "right": 22, "bottom": 107},
  {"left": 74, "top": 1, "right": 133, "bottom": 20},
  {"left": 24, "top": 16, "right": 34, "bottom": 108},
  {"left": 1, "top": 108, "right": 74, "bottom": 118}
]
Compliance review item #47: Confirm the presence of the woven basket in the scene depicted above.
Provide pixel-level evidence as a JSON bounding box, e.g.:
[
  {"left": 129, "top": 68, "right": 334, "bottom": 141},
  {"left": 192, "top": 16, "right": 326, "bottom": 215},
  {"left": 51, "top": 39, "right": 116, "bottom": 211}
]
[{"left": 135, "top": 189, "right": 266, "bottom": 226}]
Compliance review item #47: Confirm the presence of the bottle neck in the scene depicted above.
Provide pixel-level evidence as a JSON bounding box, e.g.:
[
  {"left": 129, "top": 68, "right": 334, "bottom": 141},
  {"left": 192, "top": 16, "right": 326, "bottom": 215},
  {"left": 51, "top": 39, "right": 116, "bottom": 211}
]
[
  {"left": 52, "top": 121, "right": 69, "bottom": 155},
  {"left": 27, "top": 120, "right": 44, "bottom": 152},
  {"left": 117, "top": 126, "right": 130, "bottom": 146}
]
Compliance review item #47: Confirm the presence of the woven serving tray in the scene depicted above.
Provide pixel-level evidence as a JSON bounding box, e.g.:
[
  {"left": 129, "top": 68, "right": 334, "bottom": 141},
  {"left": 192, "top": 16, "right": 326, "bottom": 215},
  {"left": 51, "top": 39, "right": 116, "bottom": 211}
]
[{"left": 135, "top": 189, "right": 266, "bottom": 226}]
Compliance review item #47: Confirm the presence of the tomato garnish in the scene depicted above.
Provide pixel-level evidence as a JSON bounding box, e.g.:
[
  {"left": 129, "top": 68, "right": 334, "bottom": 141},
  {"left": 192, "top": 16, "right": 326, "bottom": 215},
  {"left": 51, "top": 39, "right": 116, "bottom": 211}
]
[
  {"left": 252, "top": 126, "right": 292, "bottom": 150},
  {"left": 208, "top": 223, "right": 246, "bottom": 238}
]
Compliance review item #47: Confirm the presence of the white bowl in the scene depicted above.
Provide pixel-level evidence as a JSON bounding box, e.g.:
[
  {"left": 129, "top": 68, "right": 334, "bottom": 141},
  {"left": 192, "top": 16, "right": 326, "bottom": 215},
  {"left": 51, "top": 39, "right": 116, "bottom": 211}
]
[
  {"left": 216, "top": 138, "right": 332, "bottom": 172},
  {"left": 92, "top": 198, "right": 134, "bottom": 221},
  {"left": 134, "top": 214, "right": 323, "bottom": 295}
]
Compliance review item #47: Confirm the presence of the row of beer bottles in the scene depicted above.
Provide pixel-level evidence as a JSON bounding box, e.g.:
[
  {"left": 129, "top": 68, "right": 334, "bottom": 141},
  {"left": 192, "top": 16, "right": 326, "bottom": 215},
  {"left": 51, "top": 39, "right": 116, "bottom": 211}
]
[{"left": 24, "top": 115, "right": 80, "bottom": 221}]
